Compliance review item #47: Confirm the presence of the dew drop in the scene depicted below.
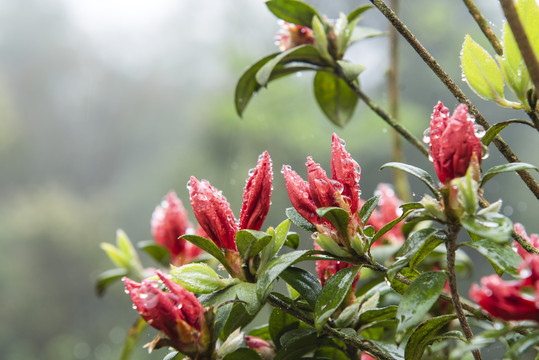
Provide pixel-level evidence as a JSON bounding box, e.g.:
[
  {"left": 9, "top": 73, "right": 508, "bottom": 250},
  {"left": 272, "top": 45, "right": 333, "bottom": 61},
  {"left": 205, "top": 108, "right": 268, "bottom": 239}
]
[
  {"left": 474, "top": 124, "right": 486, "bottom": 138},
  {"left": 296, "top": 72, "right": 303, "bottom": 78},
  {"left": 339, "top": 138, "right": 346, "bottom": 146},
  {"left": 248, "top": 168, "right": 256, "bottom": 177},
  {"left": 428, "top": 154, "right": 433, "bottom": 162},
  {"left": 422, "top": 128, "right": 431, "bottom": 144},
  {"left": 331, "top": 180, "right": 344, "bottom": 193},
  {"left": 139, "top": 293, "right": 148, "bottom": 299},
  {"left": 382, "top": 128, "right": 388, "bottom": 133},
  {"left": 481, "top": 145, "right": 489, "bottom": 159}
]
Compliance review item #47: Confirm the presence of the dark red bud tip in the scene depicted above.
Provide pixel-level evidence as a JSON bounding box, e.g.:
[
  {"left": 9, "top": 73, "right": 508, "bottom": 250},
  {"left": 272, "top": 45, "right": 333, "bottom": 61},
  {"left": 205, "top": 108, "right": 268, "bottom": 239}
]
[{"left": 282, "top": 164, "right": 322, "bottom": 226}]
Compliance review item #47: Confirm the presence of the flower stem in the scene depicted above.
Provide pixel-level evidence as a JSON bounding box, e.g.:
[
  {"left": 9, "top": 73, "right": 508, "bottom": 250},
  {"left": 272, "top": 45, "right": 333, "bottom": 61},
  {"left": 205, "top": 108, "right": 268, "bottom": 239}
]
[
  {"left": 369, "top": 0, "right": 539, "bottom": 200},
  {"left": 446, "top": 224, "right": 482, "bottom": 360},
  {"left": 266, "top": 294, "right": 395, "bottom": 360},
  {"left": 462, "top": 0, "right": 503, "bottom": 55}
]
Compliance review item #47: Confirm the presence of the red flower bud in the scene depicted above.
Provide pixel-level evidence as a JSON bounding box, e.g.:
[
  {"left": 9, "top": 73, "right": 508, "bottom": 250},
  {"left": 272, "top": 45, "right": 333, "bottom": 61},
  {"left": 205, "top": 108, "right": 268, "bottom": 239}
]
[
  {"left": 428, "top": 102, "right": 483, "bottom": 184},
  {"left": 331, "top": 133, "right": 361, "bottom": 214},
  {"left": 469, "top": 254, "right": 539, "bottom": 322},
  {"left": 282, "top": 164, "right": 323, "bottom": 226},
  {"left": 151, "top": 191, "right": 201, "bottom": 265},
  {"left": 245, "top": 336, "right": 275, "bottom": 360},
  {"left": 239, "top": 151, "right": 273, "bottom": 231},
  {"left": 275, "top": 21, "right": 315, "bottom": 51},
  {"left": 307, "top": 157, "right": 341, "bottom": 209},
  {"left": 189, "top": 177, "right": 238, "bottom": 251},
  {"left": 123, "top": 273, "right": 210, "bottom": 355}
]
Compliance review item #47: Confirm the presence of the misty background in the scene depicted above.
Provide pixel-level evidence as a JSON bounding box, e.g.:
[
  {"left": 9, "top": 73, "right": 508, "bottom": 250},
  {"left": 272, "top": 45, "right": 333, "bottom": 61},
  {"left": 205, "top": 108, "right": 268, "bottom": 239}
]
[{"left": 0, "top": 0, "right": 537, "bottom": 359}]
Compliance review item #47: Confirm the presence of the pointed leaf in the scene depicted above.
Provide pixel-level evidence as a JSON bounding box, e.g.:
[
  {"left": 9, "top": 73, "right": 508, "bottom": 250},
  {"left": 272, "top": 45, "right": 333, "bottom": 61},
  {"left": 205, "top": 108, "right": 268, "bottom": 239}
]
[
  {"left": 269, "top": 307, "right": 301, "bottom": 349},
  {"left": 396, "top": 271, "right": 448, "bottom": 343},
  {"left": 337, "top": 60, "right": 365, "bottom": 81},
  {"left": 137, "top": 240, "right": 170, "bottom": 266},
  {"left": 480, "top": 162, "right": 538, "bottom": 187},
  {"left": 260, "top": 220, "right": 291, "bottom": 272},
  {"left": 316, "top": 206, "right": 349, "bottom": 238},
  {"left": 279, "top": 266, "right": 322, "bottom": 308},
  {"left": 312, "top": 15, "right": 332, "bottom": 62},
  {"left": 370, "top": 203, "right": 423, "bottom": 246},
  {"left": 404, "top": 315, "right": 457, "bottom": 360},
  {"left": 482, "top": 120, "right": 535, "bottom": 145},
  {"left": 95, "top": 268, "right": 128, "bottom": 297},
  {"left": 257, "top": 250, "right": 308, "bottom": 301},
  {"left": 284, "top": 232, "right": 300, "bottom": 249},
  {"left": 313, "top": 71, "right": 358, "bottom": 127},
  {"left": 460, "top": 212, "right": 513, "bottom": 243},
  {"left": 236, "top": 229, "right": 272, "bottom": 259},
  {"left": 463, "top": 240, "right": 521, "bottom": 277},
  {"left": 314, "top": 266, "right": 360, "bottom": 331},
  {"left": 285, "top": 207, "right": 316, "bottom": 232},
  {"left": 265, "top": 0, "right": 321, "bottom": 28},
  {"left": 347, "top": 5, "right": 372, "bottom": 22},
  {"left": 170, "top": 263, "right": 228, "bottom": 294},
  {"left": 359, "top": 195, "right": 380, "bottom": 225},
  {"left": 461, "top": 34, "right": 505, "bottom": 102},
  {"left": 380, "top": 162, "right": 441, "bottom": 198},
  {"left": 181, "top": 234, "right": 227, "bottom": 265}
]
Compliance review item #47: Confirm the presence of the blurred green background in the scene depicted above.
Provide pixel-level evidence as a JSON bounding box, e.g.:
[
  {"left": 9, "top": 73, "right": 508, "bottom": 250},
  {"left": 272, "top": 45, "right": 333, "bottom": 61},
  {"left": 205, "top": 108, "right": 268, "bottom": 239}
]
[{"left": 0, "top": 0, "right": 537, "bottom": 359}]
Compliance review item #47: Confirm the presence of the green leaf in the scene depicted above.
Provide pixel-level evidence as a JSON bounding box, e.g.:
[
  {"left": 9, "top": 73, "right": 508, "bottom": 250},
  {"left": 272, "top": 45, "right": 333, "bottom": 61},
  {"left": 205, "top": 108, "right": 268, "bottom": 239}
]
[
  {"left": 220, "top": 303, "right": 255, "bottom": 340},
  {"left": 404, "top": 315, "right": 457, "bottom": 360},
  {"left": 269, "top": 307, "right": 301, "bottom": 349},
  {"left": 274, "top": 331, "right": 321, "bottom": 360},
  {"left": 461, "top": 34, "right": 505, "bottom": 102},
  {"left": 222, "top": 348, "right": 261, "bottom": 360},
  {"left": 312, "top": 15, "right": 332, "bottom": 62},
  {"left": 463, "top": 240, "right": 522, "bottom": 277},
  {"left": 170, "top": 263, "right": 228, "bottom": 294},
  {"left": 199, "top": 282, "right": 262, "bottom": 315},
  {"left": 95, "top": 268, "right": 128, "bottom": 297},
  {"left": 265, "top": 0, "right": 321, "bottom": 28},
  {"left": 316, "top": 207, "right": 350, "bottom": 238},
  {"left": 256, "top": 45, "right": 324, "bottom": 87},
  {"left": 120, "top": 317, "right": 147, "bottom": 360},
  {"left": 370, "top": 203, "right": 423, "bottom": 246},
  {"left": 358, "top": 306, "right": 398, "bottom": 326},
  {"left": 248, "top": 325, "right": 272, "bottom": 341},
  {"left": 284, "top": 232, "right": 300, "bottom": 249},
  {"left": 315, "top": 233, "right": 350, "bottom": 257},
  {"left": 348, "top": 26, "right": 386, "bottom": 47},
  {"left": 482, "top": 120, "right": 512, "bottom": 145},
  {"left": 480, "top": 162, "right": 538, "bottom": 187},
  {"left": 285, "top": 207, "right": 317, "bottom": 232},
  {"left": 336, "top": 60, "right": 366, "bottom": 82},
  {"left": 460, "top": 212, "right": 513, "bottom": 243},
  {"left": 359, "top": 195, "right": 380, "bottom": 225},
  {"left": 314, "top": 266, "right": 360, "bottom": 331},
  {"left": 181, "top": 234, "right": 227, "bottom": 267},
  {"left": 390, "top": 267, "right": 420, "bottom": 295},
  {"left": 388, "top": 228, "right": 445, "bottom": 280},
  {"left": 347, "top": 4, "right": 372, "bottom": 23},
  {"left": 279, "top": 266, "right": 322, "bottom": 308},
  {"left": 396, "top": 271, "right": 448, "bottom": 343},
  {"left": 380, "top": 162, "right": 441, "bottom": 199},
  {"left": 313, "top": 71, "right": 358, "bottom": 127},
  {"left": 257, "top": 250, "right": 308, "bottom": 301},
  {"left": 137, "top": 240, "right": 170, "bottom": 266},
  {"left": 236, "top": 229, "right": 272, "bottom": 259},
  {"left": 506, "top": 330, "right": 539, "bottom": 359},
  {"left": 260, "top": 220, "right": 291, "bottom": 272}
]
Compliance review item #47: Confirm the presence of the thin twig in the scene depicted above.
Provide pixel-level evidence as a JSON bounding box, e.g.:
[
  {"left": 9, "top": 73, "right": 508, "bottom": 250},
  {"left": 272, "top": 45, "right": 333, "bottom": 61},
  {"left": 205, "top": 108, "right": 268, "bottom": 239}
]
[
  {"left": 369, "top": 0, "right": 539, "bottom": 200},
  {"left": 266, "top": 294, "right": 394, "bottom": 360},
  {"left": 446, "top": 224, "right": 482, "bottom": 360},
  {"left": 499, "top": 0, "right": 539, "bottom": 96},
  {"left": 462, "top": 0, "right": 503, "bottom": 55}
]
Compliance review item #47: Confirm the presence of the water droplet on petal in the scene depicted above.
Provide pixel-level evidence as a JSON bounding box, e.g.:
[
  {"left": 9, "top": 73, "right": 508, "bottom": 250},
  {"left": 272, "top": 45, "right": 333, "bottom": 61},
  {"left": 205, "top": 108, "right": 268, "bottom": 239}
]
[
  {"left": 422, "top": 128, "right": 431, "bottom": 144},
  {"left": 474, "top": 124, "right": 486, "bottom": 138},
  {"left": 339, "top": 138, "right": 346, "bottom": 146}
]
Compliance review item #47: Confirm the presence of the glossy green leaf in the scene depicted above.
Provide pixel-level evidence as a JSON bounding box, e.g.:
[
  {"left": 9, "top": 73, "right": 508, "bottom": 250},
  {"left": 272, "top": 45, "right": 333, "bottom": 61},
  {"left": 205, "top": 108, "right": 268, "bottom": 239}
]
[
  {"left": 370, "top": 203, "right": 424, "bottom": 246},
  {"left": 452, "top": 165, "right": 479, "bottom": 215},
  {"left": 284, "top": 232, "right": 300, "bottom": 249},
  {"left": 248, "top": 325, "right": 272, "bottom": 341},
  {"left": 404, "top": 315, "right": 457, "bottom": 360},
  {"left": 314, "top": 266, "right": 360, "bottom": 331},
  {"left": 316, "top": 207, "right": 349, "bottom": 238},
  {"left": 358, "top": 195, "right": 380, "bottom": 225},
  {"left": 480, "top": 162, "right": 538, "bottom": 187},
  {"left": 315, "top": 233, "right": 349, "bottom": 257},
  {"left": 390, "top": 267, "right": 420, "bottom": 295},
  {"left": 460, "top": 212, "right": 513, "bottom": 243},
  {"left": 279, "top": 266, "right": 322, "bottom": 308},
  {"left": 256, "top": 45, "right": 324, "bottom": 87},
  {"left": 137, "top": 240, "right": 170, "bottom": 266},
  {"left": 269, "top": 307, "right": 301, "bottom": 349},
  {"left": 313, "top": 71, "right": 358, "bottom": 127},
  {"left": 120, "top": 317, "right": 147, "bottom": 360},
  {"left": 358, "top": 306, "right": 398, "bottom": 326},
  {"left": 236, "top": 229, "right": 272, "bottom": 259},
  {"left": 388, "top": 228, "right": 445, "bottom": 280},
  {"left": 312, "top": 15, "right": 332, "bottom": 62},
  {"left": 220, "top": 303, "right": 255, "bottom": 340},
  {"left": 222, "top": 348, "right": 261, "bottom": 360},
  {"left": 95, "top": 268, "right": 128, "bottom": 297},
  {"left": 257, "top": 250, "right": 308, "bottom": 301},
  {"left": 181, "top": 234, "right": 227, "bottom": 268},
  {"left": 260, "top": 220, "right": 291, "bottom": 272},
  {"left": 265, "top": 0, "right": 321, "bottom": 28},
  {"left": 482, "top": 120, "right": 535, "bottom": 146},
  {"left": 461, "top": 34, "right": 505, "bottom": 102},
  {"left": 347, "top": 4, "right": 372, "bottom": 23},
  {"left": 335, "top": 299, "right": 361, "bottom": 328},
  {"left": 380, "top": 162, "right": 441, "bottom": 198},
  {"left": 396, "top": 271, "right": 448, "bottom": 343},
  {"left": 170, "top": 263, "right": 228, "bottom": 294},
  {"left": 275, "top": 330, "right": 321, "bottom": 360},
  {"left": 463, "top": 239, "right": 521, "bottom": 277},
  {"left": 199, "top": 282, "right": 261, "bottom": 315},
  {"left": 285, "top": 207, "right": 316, "bottom": 232},
  {"left": 336, "top": 60, "right": 365, "bottom": 81}
]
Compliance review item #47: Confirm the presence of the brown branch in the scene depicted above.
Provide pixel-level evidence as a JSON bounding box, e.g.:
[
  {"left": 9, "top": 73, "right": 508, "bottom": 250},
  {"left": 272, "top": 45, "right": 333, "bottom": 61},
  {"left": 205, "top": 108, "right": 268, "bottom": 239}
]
[
  {"left": 462, "top": 0, "right": 504, "bottom": 55},
  {"left": 369, "top": 0, "right": 539, "bottom": 200}
]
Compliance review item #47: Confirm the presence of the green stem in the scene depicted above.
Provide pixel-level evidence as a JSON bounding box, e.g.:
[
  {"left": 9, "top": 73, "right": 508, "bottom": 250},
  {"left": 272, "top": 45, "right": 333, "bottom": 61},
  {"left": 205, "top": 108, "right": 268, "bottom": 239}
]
[
  {"left": 266, "top": 294, "right": 394, "bottom": 360},
  {"left": 369, "top": 0, "right": 539, "bottom": 200},
  {"left": 446, "top": 224, "right": 482, "bottom": 360},
  {"left": 462, "top": 0, "right": 503, "bottom": 55}
]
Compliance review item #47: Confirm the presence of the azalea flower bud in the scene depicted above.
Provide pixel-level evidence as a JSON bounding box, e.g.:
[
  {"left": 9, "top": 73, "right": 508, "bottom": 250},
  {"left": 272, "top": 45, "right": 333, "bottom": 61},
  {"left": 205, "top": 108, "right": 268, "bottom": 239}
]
[
  {"left": 245, "top": 336, "right": 275, "bottom": 360},
  {"left": 428, "top": 102, "right": 483, "bottom": 184},
  {"left": 282, "top": 164, "right": 324, "bottom": 226},
  {"left": 331, "top": 133, "right": 361, "bottom": 214},
  {"left": 239, "top": 151, "right": 273, "bottom": 231},
  {"left": 469, "top": 254, "right": 539, "bottom": 322},
  {"left": 275, "top": 21, "right": 315, "bottom": 51},
  {"left": 123, "top": 272, "right": 211, "bottom": 356},
  {"left": 151, "top": 191, "right": 202, "bottom": 265},
  {"left": 315, "top": 243, "right": 359, "bottom": 289},
  {"left": 189, "top": 177, "right": 239, "bottom": 251}
]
